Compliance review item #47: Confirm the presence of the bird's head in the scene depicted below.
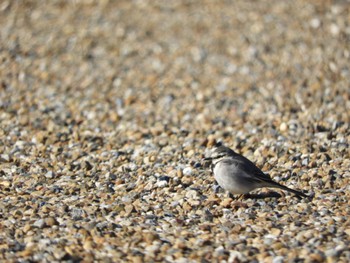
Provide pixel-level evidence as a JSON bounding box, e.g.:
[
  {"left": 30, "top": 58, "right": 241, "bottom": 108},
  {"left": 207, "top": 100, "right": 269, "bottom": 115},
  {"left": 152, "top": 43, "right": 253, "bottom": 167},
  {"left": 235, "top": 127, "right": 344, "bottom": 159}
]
[{"left": 203, "top": 145, "right": 237, "bottom": 163}]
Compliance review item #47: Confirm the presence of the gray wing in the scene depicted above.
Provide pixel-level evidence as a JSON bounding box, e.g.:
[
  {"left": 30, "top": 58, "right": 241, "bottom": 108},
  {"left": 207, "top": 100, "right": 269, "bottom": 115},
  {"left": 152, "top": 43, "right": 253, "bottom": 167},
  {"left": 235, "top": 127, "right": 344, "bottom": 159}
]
[
  {"left": 231, "top": 155, "right": 274, "bottom": 183},
  {"left": 225, "top": 155, "right": 308, "bottom": 199}
]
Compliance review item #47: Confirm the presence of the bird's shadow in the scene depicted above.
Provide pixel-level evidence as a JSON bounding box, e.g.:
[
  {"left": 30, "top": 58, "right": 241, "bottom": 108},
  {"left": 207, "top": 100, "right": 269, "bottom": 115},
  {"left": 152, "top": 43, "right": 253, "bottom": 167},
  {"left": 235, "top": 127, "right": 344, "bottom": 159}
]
[
  {"left": 229, "top": 192, "right": 283, "bottom": 199},
  {"left": 248, "top": 192, "right": 283, "bottom": 199}
]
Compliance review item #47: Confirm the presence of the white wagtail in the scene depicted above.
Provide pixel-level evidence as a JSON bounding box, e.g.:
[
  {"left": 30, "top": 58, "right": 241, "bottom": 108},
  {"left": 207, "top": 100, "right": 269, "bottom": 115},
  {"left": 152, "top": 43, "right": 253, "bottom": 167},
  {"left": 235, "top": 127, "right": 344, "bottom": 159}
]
[{"left": 204, "top": 145, "right": 308, "bottom": 199}]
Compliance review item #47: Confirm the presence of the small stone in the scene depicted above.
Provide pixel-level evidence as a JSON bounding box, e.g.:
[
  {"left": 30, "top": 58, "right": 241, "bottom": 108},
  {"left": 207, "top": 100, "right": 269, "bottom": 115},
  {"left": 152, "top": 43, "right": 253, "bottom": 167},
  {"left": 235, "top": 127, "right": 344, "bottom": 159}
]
[
  {"left": 45, "top": 217, "right": 58, "bottom": 227},
  {"left": 156, "top": 180, "right": 168, "bottom": 188},
  {"left": 130, "top": 256, "right": 143, "bottom": 263},
  {"left": 124, "top": 204, "right": 134, "bottom": 216},
  {"left": 325, "top": 249, "right": 337, "bottom": 257},
  {"left": 345, "top": 229, "right": 350, "bottom": 236},
  {"left": 45, "top": 171, "right": 55, "bottom": 179},
  {"left": 309, "top": 18, "right": 321, "bottom": 29},
  {"left": 143, "top": 156, "right": 150, "bottom": 164},
  {"left": 301, "top": 158, "right": 309, "bottom": 166},
  {"left": 149, "top": 155, "right": 157, "bottom": 162},
  {"left": 0, "top": 154, "right": 10, "bottom": 162},
  {"left": 272, "top": 256, "right": 284, "bottom": 263},
  {"left": 207, "top": 136, "right": 217, "bottom": 147},
  {"left": 187, "top": 150, "right": 194, "bottom": 157},
  {"left": 33, "top": 219, "right": 46, "bottom": 229},
  {"left": 183, "top": 167, "right": 192, "bottom": 176},
  {"left": 220, "top": 198, "right": 232, "bottom": 208},
  {"left": 0, "top": 180, "right": 11, "bottom": 188},
  {"left": 309, "top": 253, "right": 324, "bottom": 262},
  {"left": 23, "top": 224, "right": 32, "bottom": 233},
  {"left": 228, "top": 251, "right": 245, "bottom": 262},
  {"left": 158, "top": 139, "right": 168, "bottom": 147},
  {"left": 144, "top": 232, "right": 158, "bottom": 244},
  {"left": 83, "top": 239, "right": 94, "bottom": 251},
  {"left": 181, "top": 176, "right": 193, "bottom": 185},
  {"left": 270, "top": 228, "right": 281, "bottom": 236},
  {"left": 279, "top": 122, "right": 288, "bottom": 132},
  {"left": 329, "top": 23, "right": 340, "bottom": 36}
]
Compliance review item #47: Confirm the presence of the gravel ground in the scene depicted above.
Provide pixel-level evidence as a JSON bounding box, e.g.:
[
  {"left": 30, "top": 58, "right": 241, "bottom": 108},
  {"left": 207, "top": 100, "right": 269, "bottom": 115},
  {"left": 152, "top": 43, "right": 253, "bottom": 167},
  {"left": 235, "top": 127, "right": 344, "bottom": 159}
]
[{"left": 1, "top": 0, "right": 349, "bottom": 262}]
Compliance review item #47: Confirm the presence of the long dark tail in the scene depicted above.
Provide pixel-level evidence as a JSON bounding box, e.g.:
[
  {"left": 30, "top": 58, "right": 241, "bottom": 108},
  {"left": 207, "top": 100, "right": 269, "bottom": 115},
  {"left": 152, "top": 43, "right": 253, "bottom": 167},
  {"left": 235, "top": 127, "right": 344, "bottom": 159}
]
[{"left": 268, "top": 181, "right": 309, "bottom": 199}]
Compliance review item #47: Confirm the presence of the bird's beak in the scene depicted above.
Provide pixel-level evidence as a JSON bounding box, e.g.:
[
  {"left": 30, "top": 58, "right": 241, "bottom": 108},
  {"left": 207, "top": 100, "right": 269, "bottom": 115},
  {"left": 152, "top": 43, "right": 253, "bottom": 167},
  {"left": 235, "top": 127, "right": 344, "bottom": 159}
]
[{"left": 201, "top": 157, "right": 212, "bottom": 168}]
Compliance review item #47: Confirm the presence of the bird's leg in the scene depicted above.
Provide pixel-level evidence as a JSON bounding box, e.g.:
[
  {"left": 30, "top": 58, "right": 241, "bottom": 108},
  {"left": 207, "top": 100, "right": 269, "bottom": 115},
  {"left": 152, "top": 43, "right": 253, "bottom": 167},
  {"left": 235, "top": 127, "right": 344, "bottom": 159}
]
[
  {"left": 230, "top": 194, "right": 248, "bottom": 208},
  {"left": 237, "top": 194, "right": 245, "bottom": 201},
  {"left": 228, "top": 192, "right": 235, "bottom": 199}
]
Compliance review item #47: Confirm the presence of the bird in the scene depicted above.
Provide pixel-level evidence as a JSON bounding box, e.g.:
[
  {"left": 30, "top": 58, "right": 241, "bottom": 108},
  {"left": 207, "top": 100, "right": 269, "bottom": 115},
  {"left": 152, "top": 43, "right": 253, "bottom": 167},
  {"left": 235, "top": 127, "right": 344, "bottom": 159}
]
[{"left": 204, "top": 145, "right": 308, "bottom": 199}]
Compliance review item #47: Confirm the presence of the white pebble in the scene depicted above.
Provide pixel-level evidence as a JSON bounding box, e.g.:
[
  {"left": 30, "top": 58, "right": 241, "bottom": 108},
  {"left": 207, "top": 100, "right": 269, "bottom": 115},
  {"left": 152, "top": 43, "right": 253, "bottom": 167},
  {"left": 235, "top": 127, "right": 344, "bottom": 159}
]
[
  {"left": 33, "top": 219, "right": 45, "bottom": 229},
  {"left": 156, "top": 180, "right": 168, "bottom": 188},
  {"left": 330, "top": 23, "right": 340, "bottom": 36},
  {"left": 183, "top": 167, "right": 192, "bottom": 176},
  {"left": 273, "top": 256, "right": 285, "bottom": 263},
  {"left": 279, "top": 122, "right": 288, "bottom": 132},
  {"left": 45, "top": 171, "right": 55, "bottom": 179},
  {"left": 309, "top": 18, "right": 321, "bottom": 29},
  {"left": 229, "top": 251, "right": 244, "bottom": 262}
]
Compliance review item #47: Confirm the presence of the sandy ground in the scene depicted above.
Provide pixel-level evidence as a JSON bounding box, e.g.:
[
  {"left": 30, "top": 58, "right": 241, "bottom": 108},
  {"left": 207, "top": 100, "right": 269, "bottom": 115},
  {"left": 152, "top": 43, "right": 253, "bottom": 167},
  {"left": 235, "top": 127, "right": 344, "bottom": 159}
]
[{"left": 0, "top": 0, "right": 349, "bottom": 262}]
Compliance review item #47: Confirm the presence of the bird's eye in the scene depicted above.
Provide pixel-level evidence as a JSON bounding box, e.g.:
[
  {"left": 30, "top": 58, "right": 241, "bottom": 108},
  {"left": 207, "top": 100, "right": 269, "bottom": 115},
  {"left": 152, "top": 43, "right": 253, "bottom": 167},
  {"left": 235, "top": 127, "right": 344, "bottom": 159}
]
[{"left": 212, "top": 154, "right": 225, "bottom": 159}]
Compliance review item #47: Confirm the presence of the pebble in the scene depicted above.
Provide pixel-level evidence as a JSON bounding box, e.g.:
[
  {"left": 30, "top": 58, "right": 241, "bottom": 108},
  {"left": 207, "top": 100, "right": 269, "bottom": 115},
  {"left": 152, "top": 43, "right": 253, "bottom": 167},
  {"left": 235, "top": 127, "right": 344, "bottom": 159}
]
[
  {"left": 45, "top": 217, "right": 58, "bottom": 227},
  {"left": 33, "top": 219, "right": 46, "bottom": 229},
  {"left": 310, "top": 18, "right": 321, "bottom": 29},
  {"left": 273, "top": 256, "right": 284, "bottom": 263},
  {"left": 329, "top": 23, "right": 340, "bottom": 36},
  {"left": 279, "top": 122, "right": 288, "bottom": 132},
  {"left": 156, "top": 180, "right": 168, "bottom": 188},
  {"left": 44, "top": 171, "right": 55, "bottom": 179},
  {"left": 182, "top": 167, "right": 192, "bottom": 176},
  {"left": 0, "top": 154, "right": 10, "bottom": 162}
]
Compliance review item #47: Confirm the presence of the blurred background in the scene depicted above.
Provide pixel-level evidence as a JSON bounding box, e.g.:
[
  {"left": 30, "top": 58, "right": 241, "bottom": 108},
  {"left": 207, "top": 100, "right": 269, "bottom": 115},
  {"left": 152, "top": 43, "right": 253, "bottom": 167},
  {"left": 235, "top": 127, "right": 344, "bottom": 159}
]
[{"left": 2, "top": 0, "right": 349, "bottom": 139}]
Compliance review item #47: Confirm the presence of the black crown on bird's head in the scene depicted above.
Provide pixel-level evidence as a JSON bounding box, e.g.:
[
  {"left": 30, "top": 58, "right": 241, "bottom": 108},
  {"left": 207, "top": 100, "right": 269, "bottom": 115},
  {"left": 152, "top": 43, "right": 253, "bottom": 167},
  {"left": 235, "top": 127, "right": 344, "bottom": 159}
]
[
  {"left": 212, "top": 145, "right": 237, "bottom": 158},
  {"left": 204, "top": 143, "right": 238, "bottom": 161}
]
